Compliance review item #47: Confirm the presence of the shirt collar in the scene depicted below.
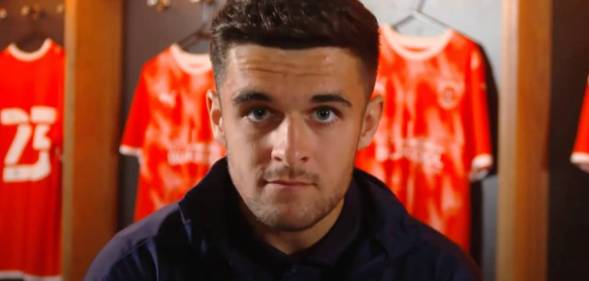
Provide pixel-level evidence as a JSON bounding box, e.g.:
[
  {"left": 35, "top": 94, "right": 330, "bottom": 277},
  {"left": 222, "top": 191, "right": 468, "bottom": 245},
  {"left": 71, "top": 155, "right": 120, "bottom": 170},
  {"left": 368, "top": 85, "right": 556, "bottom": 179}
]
[{"left": 298, "top": 179, "right": 362, "bottom": 267}]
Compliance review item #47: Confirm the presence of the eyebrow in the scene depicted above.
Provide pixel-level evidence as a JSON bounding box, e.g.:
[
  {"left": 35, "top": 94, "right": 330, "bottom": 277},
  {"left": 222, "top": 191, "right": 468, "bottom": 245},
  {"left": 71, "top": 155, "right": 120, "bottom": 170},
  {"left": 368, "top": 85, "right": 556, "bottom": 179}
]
[
  {"left": 311, "top": 93, "right": 352, "bottom": 108},
  {"left": 232, "top": 91, "right": 272, "bottom": 106},
  {"left": 231, "top": 90, "right": 352, "bottom": 108}
]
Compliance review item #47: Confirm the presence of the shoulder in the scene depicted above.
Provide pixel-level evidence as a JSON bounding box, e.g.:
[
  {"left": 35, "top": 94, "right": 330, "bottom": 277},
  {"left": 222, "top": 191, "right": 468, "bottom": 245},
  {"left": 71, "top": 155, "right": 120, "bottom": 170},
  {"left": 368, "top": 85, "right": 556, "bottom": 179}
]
[
  {"left": 352, "top": 169, "right": 481, "bottom": 281},
  {"left": 410, "top": 223, "right": 482, "bottom": 281},
  {"left": 83, "top": 204, "right": 189, "bottom": 281}
]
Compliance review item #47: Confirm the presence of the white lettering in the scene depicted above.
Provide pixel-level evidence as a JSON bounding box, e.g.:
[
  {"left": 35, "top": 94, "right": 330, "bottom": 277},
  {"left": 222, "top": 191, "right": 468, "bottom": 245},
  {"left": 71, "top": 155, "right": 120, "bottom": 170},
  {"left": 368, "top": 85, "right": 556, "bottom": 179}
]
[{"left": 375, "top": 137, "right": 445, "bottom": 174}]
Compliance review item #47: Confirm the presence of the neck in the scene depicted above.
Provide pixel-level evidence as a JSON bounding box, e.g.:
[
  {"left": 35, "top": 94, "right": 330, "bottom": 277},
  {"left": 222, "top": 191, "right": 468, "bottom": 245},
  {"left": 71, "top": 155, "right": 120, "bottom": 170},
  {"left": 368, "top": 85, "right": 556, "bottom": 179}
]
[{"left": 240, "top": 199, "right": 345, "bottom": 255}]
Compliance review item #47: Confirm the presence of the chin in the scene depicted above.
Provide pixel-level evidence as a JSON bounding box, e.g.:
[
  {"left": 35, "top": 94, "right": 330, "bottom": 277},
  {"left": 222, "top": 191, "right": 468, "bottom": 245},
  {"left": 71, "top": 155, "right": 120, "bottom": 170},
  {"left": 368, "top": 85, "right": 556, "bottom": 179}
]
[
  {"left": 257, "top": 205, "right": 326, "bottom": 232},
  {"left": 266, "top": 217, "right": 320, "bottom": 232}
]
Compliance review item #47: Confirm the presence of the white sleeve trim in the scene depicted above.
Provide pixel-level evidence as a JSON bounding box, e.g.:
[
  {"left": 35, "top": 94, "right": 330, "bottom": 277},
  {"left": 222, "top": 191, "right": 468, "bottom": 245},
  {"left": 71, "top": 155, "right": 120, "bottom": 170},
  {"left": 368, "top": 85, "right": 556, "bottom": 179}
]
[
  {"left": 0, "top": 270, "right": 61, "bottom": 281},
  {"left": 571, "top": 152, "right": 589, "bottom": 165},
  {"left": 472, "top": 154, "right": 493, "bottom": 170},
  {"left": 119, "top": 145, "right": 142, "bottom": 158},
  {"left": 470, "top": 154, "right": 493, "bottom": 181}
]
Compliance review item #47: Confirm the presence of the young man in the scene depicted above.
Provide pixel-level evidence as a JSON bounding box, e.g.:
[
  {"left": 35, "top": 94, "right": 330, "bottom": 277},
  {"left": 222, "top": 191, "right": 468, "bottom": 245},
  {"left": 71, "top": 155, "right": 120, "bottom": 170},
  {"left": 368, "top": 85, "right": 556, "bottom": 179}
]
[{"left": 85, "top": 0, "right": 481, "bottom": 280}]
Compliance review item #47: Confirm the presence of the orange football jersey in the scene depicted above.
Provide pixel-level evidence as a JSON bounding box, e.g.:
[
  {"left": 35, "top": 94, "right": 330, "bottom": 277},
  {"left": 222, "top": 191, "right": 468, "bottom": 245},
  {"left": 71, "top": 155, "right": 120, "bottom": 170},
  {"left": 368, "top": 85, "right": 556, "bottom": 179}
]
[
  {"left": 571, "top": 74, "right": 589, "bottom": 168},
  {"left": 356, "top": 26, "right": 493, "bottom": 250},
  {"left": 0, "top": 39, "right": 63, "bottom": 280},
  {"left": 121, "top": 44, "right": 224, "bottom": 221}
]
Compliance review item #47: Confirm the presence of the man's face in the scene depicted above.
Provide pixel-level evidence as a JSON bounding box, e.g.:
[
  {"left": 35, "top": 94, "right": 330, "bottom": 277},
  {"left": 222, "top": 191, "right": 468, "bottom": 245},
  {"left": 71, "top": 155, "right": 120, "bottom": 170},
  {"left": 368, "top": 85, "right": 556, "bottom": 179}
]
[{"left": 208, "top": 45, "right": 381, "bottom": 232}]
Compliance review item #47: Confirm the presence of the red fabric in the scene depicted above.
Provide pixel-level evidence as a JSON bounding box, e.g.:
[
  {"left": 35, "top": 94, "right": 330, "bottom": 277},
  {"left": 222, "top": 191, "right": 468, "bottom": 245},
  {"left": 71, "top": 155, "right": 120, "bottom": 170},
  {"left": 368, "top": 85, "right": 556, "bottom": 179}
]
[
  {"left": 356, "top": 26, "right": 493, "bottom": 251},
  {"left": 121, "top": 45, "right": 224, "bottom": 221},
  {"left": 0, "top": 40, "right": 63, "bottom": 279},
  {"left": 572, "top": 74, "right": 589, "bottom": 166}
]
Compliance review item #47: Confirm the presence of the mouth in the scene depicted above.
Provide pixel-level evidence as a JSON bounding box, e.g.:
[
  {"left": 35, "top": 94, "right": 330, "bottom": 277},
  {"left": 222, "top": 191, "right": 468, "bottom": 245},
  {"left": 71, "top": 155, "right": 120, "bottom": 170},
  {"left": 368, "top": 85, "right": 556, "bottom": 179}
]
[
  {"left": 268, "top": 180, "right": 311, "bottom": 185},
  {"left": 264, "top": 180, "right": 313, "bottom": 189}
]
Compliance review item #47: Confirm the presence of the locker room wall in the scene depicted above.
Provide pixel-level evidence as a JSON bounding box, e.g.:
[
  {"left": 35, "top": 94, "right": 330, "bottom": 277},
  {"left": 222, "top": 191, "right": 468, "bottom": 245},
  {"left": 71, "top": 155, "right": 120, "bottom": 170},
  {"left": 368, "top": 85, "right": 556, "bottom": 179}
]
[
  {"left": 120, "top": 0, "right": 500, "bottom": 280},
  {"left": 0, "top": 0, "right": 64, "bottom": 50},
  {"left": 548, "top": 0, "right": 589, "bottom": 279}
]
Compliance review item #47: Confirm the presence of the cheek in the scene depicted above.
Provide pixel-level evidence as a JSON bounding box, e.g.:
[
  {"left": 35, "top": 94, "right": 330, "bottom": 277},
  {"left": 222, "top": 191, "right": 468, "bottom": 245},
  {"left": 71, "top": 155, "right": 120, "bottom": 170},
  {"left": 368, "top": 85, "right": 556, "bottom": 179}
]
[
  {"left": 221, "top": 110, "right": 277, "bottom": 164},
  {"left": 320, "top": 117, "right": 362, "bottom": 148},
  {"left": 226, "top": 125, "right": 271, "bottom": 161},
  {"left": 316, "top": 132, "right": 356, "bottom": 156},
  {"left": 314, "top": 124, "right": 360, "bottom": 172},
  {"left": 223, "top": 118, "right": 272, "bottom": 177},
  {"left": 225, "top": 132, "right": 267, "bottom": 198}
]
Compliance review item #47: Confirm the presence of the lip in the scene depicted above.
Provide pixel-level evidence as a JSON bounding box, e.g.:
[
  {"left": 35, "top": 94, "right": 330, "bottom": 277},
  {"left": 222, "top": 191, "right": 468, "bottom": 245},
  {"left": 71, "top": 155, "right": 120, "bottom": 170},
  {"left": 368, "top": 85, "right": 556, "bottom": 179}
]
[
  {"left": 267, "top": 180, "right": 311, "bottom": 186},
  {"left": 264, "top": 180, "right": 313, "bottom": 189}
]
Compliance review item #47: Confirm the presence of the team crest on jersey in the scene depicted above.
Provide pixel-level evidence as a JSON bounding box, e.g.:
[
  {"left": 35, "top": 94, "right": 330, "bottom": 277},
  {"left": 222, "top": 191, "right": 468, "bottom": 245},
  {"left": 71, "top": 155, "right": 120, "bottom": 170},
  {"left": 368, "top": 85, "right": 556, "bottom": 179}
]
[{"left": 436, "top": 79, "right": 464, "bottom": 110}]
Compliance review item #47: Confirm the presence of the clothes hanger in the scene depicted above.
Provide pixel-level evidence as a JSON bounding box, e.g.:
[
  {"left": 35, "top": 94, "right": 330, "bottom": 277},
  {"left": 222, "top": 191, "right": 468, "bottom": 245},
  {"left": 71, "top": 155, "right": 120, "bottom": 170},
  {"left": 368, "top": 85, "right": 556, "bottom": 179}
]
[
  {"left": 147, "top": 0, "right": 215, "bottom": 11},
  {"left": 0, "top": 8, "right": 7, "bottom": 21},
  {"left": 392, "top": 0, "right": 451, "bottom": 33},
  {"left": 147, "top": 0, "right": 171, "bottom": 11},
  {"left": 177, "top": 25, "right": 212, "bottom": 51},
  {"left": 176, "top": 0, "right": 216, "bottom": 53}
]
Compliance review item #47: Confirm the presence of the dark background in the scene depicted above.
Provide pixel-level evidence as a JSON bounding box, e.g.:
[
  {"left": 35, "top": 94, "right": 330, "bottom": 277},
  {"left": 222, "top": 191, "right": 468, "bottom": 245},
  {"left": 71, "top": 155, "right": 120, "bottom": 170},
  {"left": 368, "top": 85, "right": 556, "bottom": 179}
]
[
  {"left": 548, "top": 0, "right": 589, "bottom": 279},
  {"left": 0, "top": 0, "right": 64, "bottom": 50}
]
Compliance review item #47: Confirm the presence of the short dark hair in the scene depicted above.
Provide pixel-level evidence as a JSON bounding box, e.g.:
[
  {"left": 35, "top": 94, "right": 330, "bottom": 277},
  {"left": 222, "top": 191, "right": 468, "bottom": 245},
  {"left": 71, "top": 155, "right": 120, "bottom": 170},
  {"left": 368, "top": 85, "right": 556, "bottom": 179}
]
[{"left": 210, "top": 0, "right": 379, "bottom": 95}]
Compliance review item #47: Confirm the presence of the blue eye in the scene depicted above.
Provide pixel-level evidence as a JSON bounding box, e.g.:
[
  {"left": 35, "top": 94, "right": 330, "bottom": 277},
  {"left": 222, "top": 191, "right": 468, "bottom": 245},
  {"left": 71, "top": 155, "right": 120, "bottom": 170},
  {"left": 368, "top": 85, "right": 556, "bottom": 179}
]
[
  {"left": 247, "top": 108, "right": 271, "bottom": 122},
  {"left": 314, "top": 108, "right": 337, "bottom": 124}
]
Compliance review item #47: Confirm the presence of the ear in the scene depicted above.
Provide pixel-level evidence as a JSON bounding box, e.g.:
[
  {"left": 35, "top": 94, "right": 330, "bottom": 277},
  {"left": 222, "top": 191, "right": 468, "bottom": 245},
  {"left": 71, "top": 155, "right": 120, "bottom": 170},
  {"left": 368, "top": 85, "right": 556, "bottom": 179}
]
[
  {"left": 206, "top": 90, "right": 226, "bottom": 147},
  {"left": 357, "top": 95, "right": 383, "bottom": 149}
]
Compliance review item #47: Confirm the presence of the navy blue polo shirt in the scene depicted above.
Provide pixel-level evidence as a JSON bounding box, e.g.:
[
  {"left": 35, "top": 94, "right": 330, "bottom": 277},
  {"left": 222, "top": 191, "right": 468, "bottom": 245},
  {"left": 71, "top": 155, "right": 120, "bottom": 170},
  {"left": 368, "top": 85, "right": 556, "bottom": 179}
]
[
  {"left": 85, "top": 158, "right": 481, "bottom": 281},
  {"left": 226, "top": 178, "right": 362, "bottom": 280}
]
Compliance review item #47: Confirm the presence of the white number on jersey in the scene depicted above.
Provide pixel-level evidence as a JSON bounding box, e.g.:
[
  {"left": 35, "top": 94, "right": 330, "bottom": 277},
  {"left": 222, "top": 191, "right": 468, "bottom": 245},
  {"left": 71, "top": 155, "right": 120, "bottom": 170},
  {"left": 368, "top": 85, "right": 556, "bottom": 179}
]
[{"left": 1, "top": 106, "right": 57, "bottom": 183}]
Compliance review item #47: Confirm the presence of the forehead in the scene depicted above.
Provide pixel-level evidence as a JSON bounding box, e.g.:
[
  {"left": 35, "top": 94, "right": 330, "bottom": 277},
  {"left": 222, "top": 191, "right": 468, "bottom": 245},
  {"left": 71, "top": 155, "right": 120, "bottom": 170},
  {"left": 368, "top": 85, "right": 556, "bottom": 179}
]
[
  {"left": 217, "top": 45, "right": 368, "bottom": 104},
  {"left": 224, "top": 44, "right": 363, "bottom": 81}
]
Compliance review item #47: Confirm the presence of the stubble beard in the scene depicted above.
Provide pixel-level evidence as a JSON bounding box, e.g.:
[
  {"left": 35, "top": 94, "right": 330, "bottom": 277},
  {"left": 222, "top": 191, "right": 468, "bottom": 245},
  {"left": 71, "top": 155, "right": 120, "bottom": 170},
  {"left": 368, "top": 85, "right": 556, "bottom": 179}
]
[
  {"left": 243, "top": 186, "right": 346, "bottom": 232},
  {"left": 231, "top": 162, "right": 347, "bottom": 232},
  {"left": 226, "top": 147, "right": 351, "bottom": 232}
]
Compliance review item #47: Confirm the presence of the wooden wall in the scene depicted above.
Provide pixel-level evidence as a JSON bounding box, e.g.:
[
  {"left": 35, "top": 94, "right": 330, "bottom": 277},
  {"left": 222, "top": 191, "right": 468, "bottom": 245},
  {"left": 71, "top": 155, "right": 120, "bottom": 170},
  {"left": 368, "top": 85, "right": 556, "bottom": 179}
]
[
  {"left": 62, "top": 0, "right": 122, "bottom": 280},
  {"left": 497, "top": 0, "right": 552, "bottom": 280}
]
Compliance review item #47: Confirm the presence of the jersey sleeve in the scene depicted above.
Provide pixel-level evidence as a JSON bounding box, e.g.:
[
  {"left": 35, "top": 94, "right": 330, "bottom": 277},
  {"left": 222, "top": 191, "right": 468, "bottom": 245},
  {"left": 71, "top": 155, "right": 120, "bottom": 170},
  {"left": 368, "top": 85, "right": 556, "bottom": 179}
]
[
  {"left": 120, "top": 70, "right": 150, "bottom": 158},
  {"left": 464, "top": 46, "right": 493, "bottom": 180},
  {"left": 571, "top": 75, "right": 589, "bottom": 167}
]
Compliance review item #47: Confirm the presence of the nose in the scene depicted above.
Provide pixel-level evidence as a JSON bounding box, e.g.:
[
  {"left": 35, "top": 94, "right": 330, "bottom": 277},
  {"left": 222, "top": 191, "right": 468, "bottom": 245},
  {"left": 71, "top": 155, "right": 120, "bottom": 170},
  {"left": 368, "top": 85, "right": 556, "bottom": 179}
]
[{"left": 271, "top": 115, "right": 310, "bottom": 165}]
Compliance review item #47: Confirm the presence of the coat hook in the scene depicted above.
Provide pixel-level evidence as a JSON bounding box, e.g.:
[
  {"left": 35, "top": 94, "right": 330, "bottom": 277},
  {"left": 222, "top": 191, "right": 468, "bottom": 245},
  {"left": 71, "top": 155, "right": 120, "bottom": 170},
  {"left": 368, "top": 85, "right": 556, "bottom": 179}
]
[
  {"left": 21, "top": 4, "right": 44, "bottom": 20},
  {"left": 190, "top": 0, "right": 215, "bottom": 4},
  {"left": 0, "top": 8, "right": 7, "bottom": 20},
  {"left": 56, "top": 3, "right": 64, "bottom": 15},
  {"left": 147, "top": 0, "right": 171, "bottom": 11}
]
